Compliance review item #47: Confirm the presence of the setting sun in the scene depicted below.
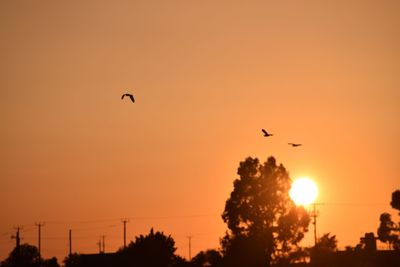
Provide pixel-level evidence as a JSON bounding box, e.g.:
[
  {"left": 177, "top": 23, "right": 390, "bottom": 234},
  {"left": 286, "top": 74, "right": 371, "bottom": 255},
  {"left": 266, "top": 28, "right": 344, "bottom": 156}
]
[{"left": 289, "top": 177, "right": 318, "bottom": 206}]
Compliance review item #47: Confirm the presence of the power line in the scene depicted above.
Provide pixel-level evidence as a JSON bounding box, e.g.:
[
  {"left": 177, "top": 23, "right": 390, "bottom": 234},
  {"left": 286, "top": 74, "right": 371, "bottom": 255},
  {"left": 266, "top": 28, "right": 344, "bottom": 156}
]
[
  {"left": 131, "top": 213, "right": 220, "bottom": 220},
  {"left": 67, "top": 225, "right": 117, "bottom": 232},
  {"left": 45, "top": 218, "right": 120, "bottom": 225},
  {"left": 20, "top": 225, "right": 36, "bottom": 232},
  {"left": 1, "top": 231, "right": 14, "bottom": 236},
  {"left": 43, "top": 213, "right": 220, "bottom": 225},
  {"left": 321, "top": 202, "right": 387, "bottom": 206}
]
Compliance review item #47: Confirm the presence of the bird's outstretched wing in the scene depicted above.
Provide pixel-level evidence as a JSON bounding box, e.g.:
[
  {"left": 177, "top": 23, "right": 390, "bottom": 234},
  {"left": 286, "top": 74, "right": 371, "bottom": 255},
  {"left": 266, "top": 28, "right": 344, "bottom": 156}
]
[
  {"left": 288, "top": 143, "right": 302, "bottom": 147},
  {"left": 121, "top": 93, "right": 135, "bottom": 103},
  {"left": 262, "top": 129, "right": 273, "bottom": 137}
]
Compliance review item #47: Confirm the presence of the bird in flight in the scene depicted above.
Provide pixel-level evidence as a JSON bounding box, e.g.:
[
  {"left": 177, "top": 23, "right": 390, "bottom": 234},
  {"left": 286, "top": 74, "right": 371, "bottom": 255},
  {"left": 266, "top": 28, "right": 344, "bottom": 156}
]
[
  {"left": 261, "top": 129, "right": 273, "bottom": 137},
  {"left": 121, "top": 93, "right": 135, "bottom": 103},
  {"left": 288, "top": 143, "right": 302, "bottom": 147}
]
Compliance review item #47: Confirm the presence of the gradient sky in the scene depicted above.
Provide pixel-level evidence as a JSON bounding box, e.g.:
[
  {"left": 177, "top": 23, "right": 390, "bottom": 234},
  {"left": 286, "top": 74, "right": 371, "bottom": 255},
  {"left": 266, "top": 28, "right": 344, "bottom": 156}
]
[{"left": 1, "top": 0, "right": 399, "bottom": 262}]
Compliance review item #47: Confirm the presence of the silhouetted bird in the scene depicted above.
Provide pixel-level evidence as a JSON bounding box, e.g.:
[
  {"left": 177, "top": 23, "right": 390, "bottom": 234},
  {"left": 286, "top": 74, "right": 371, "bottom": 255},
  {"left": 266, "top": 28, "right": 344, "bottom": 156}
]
[
  {"left": 288, "top": 143, "right": 302, "bottom": 147},
  {"left": 262, "top": 129, "right": 273, "bottom": 137},
  {"left": 121, "top": 93, "right": 135, "bottom": 103}
]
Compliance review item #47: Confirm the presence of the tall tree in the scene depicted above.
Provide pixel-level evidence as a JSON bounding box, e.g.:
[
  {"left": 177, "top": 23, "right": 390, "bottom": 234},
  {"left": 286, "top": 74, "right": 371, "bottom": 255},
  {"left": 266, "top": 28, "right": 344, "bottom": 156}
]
[{"left": 221, "top": 156, "right": 310, "bottom": 267}]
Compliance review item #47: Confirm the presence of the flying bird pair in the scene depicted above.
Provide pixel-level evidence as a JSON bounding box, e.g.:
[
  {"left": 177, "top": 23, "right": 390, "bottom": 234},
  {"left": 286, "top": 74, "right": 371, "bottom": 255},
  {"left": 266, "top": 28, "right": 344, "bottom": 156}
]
[{"left": 262, "top": 129, "right": 302, "bottom": 147}]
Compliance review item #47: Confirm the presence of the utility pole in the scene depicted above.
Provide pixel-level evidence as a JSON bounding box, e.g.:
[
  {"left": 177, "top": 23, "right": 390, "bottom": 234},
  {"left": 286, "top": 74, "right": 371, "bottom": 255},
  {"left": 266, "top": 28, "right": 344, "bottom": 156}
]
[
  {"left": 12, "top": 227, "right": 21, "bottom": 248},
  {"left": 36, "top": 222, "right": 45, "bottom": 258},
  {"left": 101, "top": 235, "right": 106, "bottom": 253},
  {"left": 12, "top": 227, "right": 22, "bottom": 265},
  {"left": 313, "top": 203, "right": 317, "bottom": 247},
  {"left": 69, "top": 229, "right": 72, "bottom": 256},
  {"left": 311, "top": 203, "right": 320, "bottom": 248},
  {"left": 97, "top": 240, "right": 102, "bottom": 254},
  {"left": 187, "top": 236, "right": 192, "bottom": 261},
  {"left": 121, "top": 218, "right": 129, "bottom": 249}
]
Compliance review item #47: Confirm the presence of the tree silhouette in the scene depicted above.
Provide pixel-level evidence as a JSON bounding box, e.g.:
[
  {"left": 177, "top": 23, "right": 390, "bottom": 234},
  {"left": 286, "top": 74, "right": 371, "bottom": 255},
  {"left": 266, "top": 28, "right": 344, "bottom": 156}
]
[
  {"left": 63, "top": 253, "right": 81, "bottom": 267},
  {"left": 377, "top": 189, "right": 400, "bottom": 250},
  {"left": 191, "top": 249, "right": 223, "bottom": 267},
  {"left": 0, "top": 243, "right": 40, "bottom": 267},
  {"left": 0, "top": 243, "right": 60, "bottom": 267},
  {"left": 307, "top": 233, "right": 338, "bottom": 266},
  {"left": 377, "top": 213, "right": 399, "bottom": 249},
  {"left": 221, "top": 156, "right": 310, "bottom": 267},
  {"left": 391, "top": 190, "right": 400, "bottom": 215},
  {"left": 119, "top": 228, "right": 181, "bottom": 267},
  {"left": 315, "top": 233, "right": 337, "bottom": 253},
  {"left": 42, "top": 257, "right": 60, "bottom": 267},
  {"left": 358, "top": 232, "right": 377, "bottom": 251}
]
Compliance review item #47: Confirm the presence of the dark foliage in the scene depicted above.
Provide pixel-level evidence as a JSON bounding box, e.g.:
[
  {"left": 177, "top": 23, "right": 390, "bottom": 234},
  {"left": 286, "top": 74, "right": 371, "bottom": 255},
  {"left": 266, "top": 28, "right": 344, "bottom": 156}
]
[
  {"left": 63, "top": 253, "right": 81, "bottom": 267},
  {"left": 119, "top": 228, "right": 182, "bottom": 267},
  {"left": 391, "top": 190, "right": 400, "bottom": 214},
  {"left": 221, "top": 156, "right": 310, "bottom": 267},
  {"left": 0, "top": 243, "right": 40, "bottom": 267},
  {"left": 0, "top": 243, "right": 59, "bottom": 267},
  {"left": 191, "top": 249, "right": 223, "bottom": 267},
  {"left": 42, "top": 257, "right": 60, "bottom": 267},
  {"left": 63, "top": 229, "right": 187, "bottom": 267},
  {"left": 315, "top": 233, "right": 338, "bottom": 253},
  {"left": 377, "top": 189, "right": 400, "bottom": 250},
  {"left": 377, "top": 213, "right": 399, "bottom": 249}
]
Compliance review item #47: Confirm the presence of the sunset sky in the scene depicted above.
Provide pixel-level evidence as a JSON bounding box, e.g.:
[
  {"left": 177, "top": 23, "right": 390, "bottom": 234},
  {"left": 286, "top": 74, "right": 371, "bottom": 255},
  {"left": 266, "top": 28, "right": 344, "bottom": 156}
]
[{"left": 1, "top": 0, "right": 399, "bottom": 262}]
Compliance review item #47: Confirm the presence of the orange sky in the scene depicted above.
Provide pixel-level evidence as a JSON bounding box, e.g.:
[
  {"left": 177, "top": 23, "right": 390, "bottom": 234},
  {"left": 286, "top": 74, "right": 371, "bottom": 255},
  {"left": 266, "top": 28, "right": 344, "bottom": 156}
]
[{"left": 1, "top": 0, "right": 399, "bottom": 262}]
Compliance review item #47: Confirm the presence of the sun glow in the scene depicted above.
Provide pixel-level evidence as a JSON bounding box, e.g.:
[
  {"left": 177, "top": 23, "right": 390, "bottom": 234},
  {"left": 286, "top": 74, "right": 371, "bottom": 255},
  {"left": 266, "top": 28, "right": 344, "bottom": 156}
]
[{"left": 289, "top": 177, "right": 318, "bottom": 206}]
